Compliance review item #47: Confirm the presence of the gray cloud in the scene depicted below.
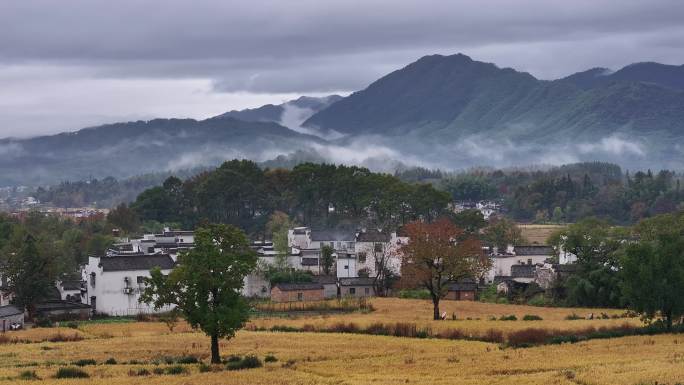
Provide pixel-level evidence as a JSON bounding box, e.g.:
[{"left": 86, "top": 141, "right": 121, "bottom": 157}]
[{"left": 1, "top": 0, "right": 684, "bottom": 136}]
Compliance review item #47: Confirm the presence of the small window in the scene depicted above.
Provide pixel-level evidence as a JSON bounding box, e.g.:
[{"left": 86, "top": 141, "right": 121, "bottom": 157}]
[
  {"left": 90, "top": 296, "right": 97, "bottom": 311},
  {"left": 90, "top": 272, "right": 96, "bottom": 287},
  {"left": 358, "top": 252, "right": 367, "bottom": 263},
  {"left": 297, "top": 292, "right": 303, "bottom": 301},
  {"left": 527, "top": 259, "right": 532, "bottom": 265},
  {"left": 349, "top": 288, "right": 356, "bottom": 295},
  {"left": 374, "top": 243, "right": 383, "bottom": 253},
  {"left": 365, "top": 288, "right": 370, "bottom": 295},
  {"left": 136, "top": 276, "right": 145, "bottom": 285},
  {"left": 344, "top": 265, "right": 349, "bottom": 269}
]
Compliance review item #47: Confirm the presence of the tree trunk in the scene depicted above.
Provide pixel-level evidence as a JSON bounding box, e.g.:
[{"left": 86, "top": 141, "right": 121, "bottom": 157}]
[
  {"left": 210, "top": 332, "right": 220, "bottom": 364},
  {"left": 665, "top": 310, "right": 673, "bottom": 330},
  {"left": 432, "top": 296, "right": 440, "bottom": 320}
]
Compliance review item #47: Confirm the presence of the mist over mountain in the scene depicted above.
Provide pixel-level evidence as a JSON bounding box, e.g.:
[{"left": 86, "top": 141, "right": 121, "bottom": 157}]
[
  {"left": 2, "top": 53, "right": 683, "bottom": 186},
  {"left": 0, "top": 118, "right": 324, "bottom": 186},
  {"left": 304, "top": 54, "right": 684, "bottom": 170},
  {"left": 216, "top": 95, "right": 343, "bottom": 137}
]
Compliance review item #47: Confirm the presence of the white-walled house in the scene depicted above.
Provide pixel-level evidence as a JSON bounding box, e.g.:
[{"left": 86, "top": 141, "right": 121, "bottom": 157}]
[
  {"left": 287, "top": 227, "right": 405, "bottom": 279},
  {"left": 486, "top": 245, "right": 554, "bottom": 283},
  {"left": 83, "top": 254, "right": 176, "bottom": 316}
]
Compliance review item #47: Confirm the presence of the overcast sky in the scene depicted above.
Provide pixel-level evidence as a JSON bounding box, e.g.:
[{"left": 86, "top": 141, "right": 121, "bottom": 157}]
[{"left": 1, "top": 0, "right": 684, "bottom": 138}]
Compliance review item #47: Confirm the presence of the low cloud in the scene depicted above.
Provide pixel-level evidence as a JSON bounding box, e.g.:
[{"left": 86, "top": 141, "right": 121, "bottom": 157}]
[{"left": 577, "top": 135, "right": 645, "bottom": 156}]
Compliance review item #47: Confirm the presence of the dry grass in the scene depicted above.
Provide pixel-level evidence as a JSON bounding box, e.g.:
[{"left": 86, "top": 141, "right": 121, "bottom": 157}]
[
  {"left": 518, "top": 223, "right": 567, "bottom": 245},
  {"left": 248, "top": 298, "right": 639, "bottom": 337},
  {"left": 0, "top": 299, "right": 673, "bottom": 385}
]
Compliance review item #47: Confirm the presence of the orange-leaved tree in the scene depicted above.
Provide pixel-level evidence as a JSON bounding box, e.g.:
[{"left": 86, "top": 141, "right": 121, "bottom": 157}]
[{"left": 400, "top": 218, "right": 490, "bottom": 320}]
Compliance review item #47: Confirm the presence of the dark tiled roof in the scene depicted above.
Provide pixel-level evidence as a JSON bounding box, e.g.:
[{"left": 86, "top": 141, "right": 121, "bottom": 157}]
[
  {"left": 356, "top": 229, "right": 390, "bottom": 243},
  {"left": 313, "top": 275, "right": 337, "bottom": 284},
  {"left": 301, "top": 257, "right": 319, "bottom": 266},
  {"left": 448, "top": 278, "right": 478, "bottom": 291},
  {"left": 60, "top": 280, "right": 83, "bottom": 291},
  {"left": 514, "top": 245, "right": 554, "bottom": 256},
  {"left": 511, "top": 264, "right": 536, "bottom": 278},
  {"left": 0, "top": 305, "right": 22, "bottom": 317},
  {"left": 339, "top": 277, "right": 375, "bottom": 286},
  {"left": 553, "top": 263, "right": 580, "bottom": 273},
  {"left": 273, "top": 283, "right": 324, "bottom": 291},
  {"left": 36, "top": 300, "right": 91, "bottom": 312},
  {"left": 310, "top": 229, "right": 355, "bottom": 242},
  {"left": 99, "top": 254, "right": 175, "bottom": 272}
]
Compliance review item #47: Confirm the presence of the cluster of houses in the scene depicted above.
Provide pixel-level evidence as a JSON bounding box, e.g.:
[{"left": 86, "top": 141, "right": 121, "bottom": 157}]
[{"left": 1, "top": 224, "right": 579, "bottom": 327}]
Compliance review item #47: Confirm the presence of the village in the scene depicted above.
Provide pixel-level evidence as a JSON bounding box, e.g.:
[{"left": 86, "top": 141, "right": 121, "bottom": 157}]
[{"left": 1, "top": 219, "right": 578, "bottom": 328}]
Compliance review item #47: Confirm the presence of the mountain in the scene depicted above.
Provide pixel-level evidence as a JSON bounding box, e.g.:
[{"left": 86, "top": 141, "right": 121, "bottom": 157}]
[
  {"left": 0, "top": 118, "right": 323, "bottom": 186},
  {"left": 304, "top": 54, "right": 684, "bottom": 140},
  {"left": 562, "top": 62, "right": 684, "bottom": 90},
  {"left": 216, "top": 95, "right": 343, "bottom": 126},
  {"left": 2, "top": 54, "right": 684, "bottom": 187},
  {"left": 303, "top": 54, "right": 684, "bottom": 170}
]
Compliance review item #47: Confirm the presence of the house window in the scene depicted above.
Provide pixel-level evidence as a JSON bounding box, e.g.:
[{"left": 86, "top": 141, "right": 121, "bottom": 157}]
[
  {"left": 90, "top": 296, "right": 97, "bottom": 312},
  {"left": 358, "top": 252, "right": 367, "bottom": 263},
  {"left": 349, "top": 288, "right": 356, "bottom": 295},
  {"left": 527, "top": 259, "right": 532, "bottom": 265},
  {"left": 297, "top": 292, "right": 303, "bottom": 301},
  {"left": 374, "top": 243, "right": 383, "bottom": 253},
  {"left": 136, "top": 276, "right": 145, "bottom": 285},
  {"left": 90, "top": 272, "right": 96, "bottom": 287},
  {"left": 344, "top": 265, "right": 349, "bottom": 269},
  {"left": 365, "top": 288, "right": 370, "bottom": 295}
]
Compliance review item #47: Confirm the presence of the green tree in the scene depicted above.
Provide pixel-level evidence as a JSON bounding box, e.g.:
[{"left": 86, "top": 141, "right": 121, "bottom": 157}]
[
  {"left": 483, "top": 216, "right": 525, "bottom": 250},
  {"left": 320, "top": 244, "right": 335, "bottom": 276},
  {"left": 552, "top": 218, "right": 625, "bottom": 307},
  {"left": 140, "top": 224, "right": 257, "bottom": 364},
  {"left": 3, "top": 231, "right": 58, "bottom": 318},
  {"left": 621, "top": 213, "right": 684, "bottom": 328}
]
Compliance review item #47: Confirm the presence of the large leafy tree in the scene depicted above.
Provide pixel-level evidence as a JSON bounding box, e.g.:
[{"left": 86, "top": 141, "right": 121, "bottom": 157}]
[
  {"left": 621, "top": 212, "right": 684, "bottom": 328},
  {"left": 3, "top": 230, "right": 59, "bottom": 318},
  {"left": 400, "top": 218, "right": 489, "bottom": 320},
  {"left": 550, "top": 218, "right": 626, "bottom": 307},
  {"left": 483, "top": 216, "right": 525, "bottom": 251},
  {"left": 141, "top": 224, "right": 257, "bottom": 363}
]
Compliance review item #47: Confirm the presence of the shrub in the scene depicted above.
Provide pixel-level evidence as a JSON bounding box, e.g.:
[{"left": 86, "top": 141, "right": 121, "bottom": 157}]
[
  {"left": 18, "top": 370, "right": 40, "bottom": 380},
  {"left": 264, "top": 354, "right": 278, "bottom": 363},
  {"left": 522, "top": 314, "right": 543, "bottom": 321},
  {"left": 48, "top": 332, "right": 84, "bottom": 342},
  {"left": 225, "top": 355, "right": 242, "bottom": 363},
  {"left": 226, "top": 355, "right": 262, "bottom": 371},
  {"left": 398, "top": 289, "right": 432, "bottom": 299},
  {"left": 499, "top": 315, "right": 517, "bottom": 321},
  {"left": 198, "top": 363, "right": 211, "bottom": 373},
  {"left": 35, "top": 317, "right": 53, "bottom": 328},
  {"left": 104, "top": 358, "right": 117, "bottom": 365},
  {"left": 129, "top": 368, "right": 150, "bottom": 376},
  {"left": 565, "top": 313, "right": 583, "bottom": 320},
  {"left": 507, "top": 328, "right": 552, "bottom": 347},
  {"left": 72, "top": 359, "right": 97, "bottom": 366},
  {"left": 530, "top": 296, "right": 551, "bottom": 307},
  {"left": 55, "top": 367, "right": 89, "bottom": 379},
  {"left": 152, "top": 367, "right": 165, "bottom": 375},
  {"left": 65, "top": 321, "right": 79, "bottom": 329},
  {"left": 177, "top": 355, "right": 199, "bottom": 364},
  {"left": 481, "top": 329, "right": 505, "bottom": 343},
  {"left": 165, "top": 365, "right": 188, "bottom": 375}
]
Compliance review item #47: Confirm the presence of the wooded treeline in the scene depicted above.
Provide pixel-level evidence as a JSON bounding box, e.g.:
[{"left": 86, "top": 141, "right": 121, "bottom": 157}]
[
  {"left": 128, "top": 160, "right": 451, "bottom": 235},
  {"left": 400, "top": 162, "right": 683, "bottom": 224}
]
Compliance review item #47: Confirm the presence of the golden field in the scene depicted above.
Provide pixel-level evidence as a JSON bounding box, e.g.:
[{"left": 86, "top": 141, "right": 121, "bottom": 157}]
[
  {"left": 0, "top": 299, "right": 680, "bottom": 385},
  {"left": 248, "top": 298, "right": 640, "bottom": 336}
]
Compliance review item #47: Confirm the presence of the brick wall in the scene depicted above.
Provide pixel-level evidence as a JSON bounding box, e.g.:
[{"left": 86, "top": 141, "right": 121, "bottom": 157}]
[{"left": 270, "top": 287, "right": 325, "bottom": 302}]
